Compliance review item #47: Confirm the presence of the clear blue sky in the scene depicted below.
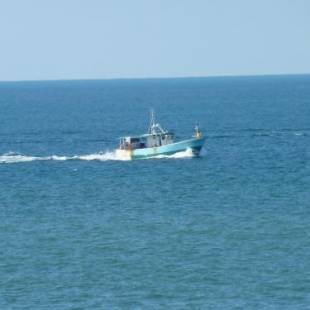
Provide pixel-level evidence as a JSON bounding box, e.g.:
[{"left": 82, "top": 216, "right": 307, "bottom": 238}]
[{"left": 1, "top": 0, "right": 309, "bottom": 81}]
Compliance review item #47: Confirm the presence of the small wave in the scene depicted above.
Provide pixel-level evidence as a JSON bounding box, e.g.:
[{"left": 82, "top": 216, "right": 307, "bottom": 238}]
[
  {"left": 294, "top": 132, "right": 307, "bottom": 136},
  {"left": 208, "top": 129, "right": 310, "bottom": 139},
  {"left": 208, "top": 134, "right": 235, "bottom": 139}
]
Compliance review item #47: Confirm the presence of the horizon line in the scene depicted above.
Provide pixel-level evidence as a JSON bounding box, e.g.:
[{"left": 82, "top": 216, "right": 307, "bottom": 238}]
[{"left": 0, "top": 72, "right": 309, "bottom": 83}]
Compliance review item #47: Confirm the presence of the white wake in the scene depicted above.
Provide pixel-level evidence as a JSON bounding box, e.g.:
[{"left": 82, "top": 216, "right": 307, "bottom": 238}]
[
  {"left": 0, "top": 149, "right": 195, "bottom": 164},
  {"left": 0, "top": 151, "right": 130, "bottom": 164}
]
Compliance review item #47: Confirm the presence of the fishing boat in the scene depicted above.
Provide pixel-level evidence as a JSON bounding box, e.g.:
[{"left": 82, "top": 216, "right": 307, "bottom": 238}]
[{"left": 116, "top": 111, "right": 205, "bottom": 160}]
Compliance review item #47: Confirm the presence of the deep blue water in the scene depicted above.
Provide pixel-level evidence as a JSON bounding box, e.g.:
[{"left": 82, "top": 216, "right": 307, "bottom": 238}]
[{"left": 0, "top": 75, "right": 310, "bottom": 309}]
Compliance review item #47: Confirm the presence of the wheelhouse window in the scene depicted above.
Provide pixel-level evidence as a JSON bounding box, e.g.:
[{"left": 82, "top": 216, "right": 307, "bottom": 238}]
[{"left": 130, "top": 138, "right": 140, "bottom": 143}]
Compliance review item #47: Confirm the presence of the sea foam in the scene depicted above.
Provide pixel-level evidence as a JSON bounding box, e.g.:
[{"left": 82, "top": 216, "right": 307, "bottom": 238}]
[{"left": 0, "top": 149, "right": 195, "bottom": 164}]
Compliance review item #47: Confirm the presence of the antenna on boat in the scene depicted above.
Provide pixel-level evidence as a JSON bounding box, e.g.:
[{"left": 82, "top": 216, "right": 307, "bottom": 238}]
[
  {"left": 149, "top": 109, "right": 155, "bottom": 133},
  {"left": 194, "top": 123, "right": 203, "bottom": 138}
]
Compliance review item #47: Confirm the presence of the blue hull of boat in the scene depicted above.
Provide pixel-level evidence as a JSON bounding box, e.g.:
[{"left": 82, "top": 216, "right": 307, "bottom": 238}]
[{"left": 132, "top": 137, "right": 205, "bottom": 159}]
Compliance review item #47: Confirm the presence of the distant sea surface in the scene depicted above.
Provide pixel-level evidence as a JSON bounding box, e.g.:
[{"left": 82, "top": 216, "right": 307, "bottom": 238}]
[{"left": 1, "top": 75, "right": 310, "bottom": 309}]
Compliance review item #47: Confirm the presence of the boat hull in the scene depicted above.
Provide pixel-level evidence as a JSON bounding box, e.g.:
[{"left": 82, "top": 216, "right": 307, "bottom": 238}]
[{"left": 127, "top": 137, "right": 205, "bottom": 159}]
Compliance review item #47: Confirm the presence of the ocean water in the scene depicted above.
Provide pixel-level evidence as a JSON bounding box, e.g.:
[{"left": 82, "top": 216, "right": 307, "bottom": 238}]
[{"left": 0, "top": 75, "right": 310, "bottom": 309}]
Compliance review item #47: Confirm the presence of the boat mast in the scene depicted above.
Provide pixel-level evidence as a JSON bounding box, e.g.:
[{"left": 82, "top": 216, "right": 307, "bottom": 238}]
[{"left": 148, "top": 109, "right": 167, "bottom": 135}]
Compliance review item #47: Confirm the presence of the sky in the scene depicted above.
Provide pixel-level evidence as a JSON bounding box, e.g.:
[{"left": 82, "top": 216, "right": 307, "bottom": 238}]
[{"left": 0, "top": 0, "right": 309, "bottom": 81}]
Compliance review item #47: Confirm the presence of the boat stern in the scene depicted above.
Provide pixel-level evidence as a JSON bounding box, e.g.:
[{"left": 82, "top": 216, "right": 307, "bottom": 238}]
[{"left": 115, "top": 149, "right": 133, "bottom": 160}]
